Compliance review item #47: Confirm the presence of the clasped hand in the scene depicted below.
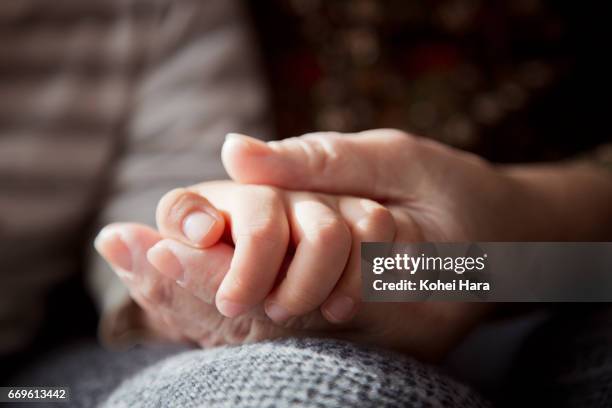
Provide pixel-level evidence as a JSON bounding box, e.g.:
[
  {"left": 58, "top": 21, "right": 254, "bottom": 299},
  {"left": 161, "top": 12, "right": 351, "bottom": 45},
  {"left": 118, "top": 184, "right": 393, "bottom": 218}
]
[{"left": 96, "top": 129, "right": 518, "bottom": 360}]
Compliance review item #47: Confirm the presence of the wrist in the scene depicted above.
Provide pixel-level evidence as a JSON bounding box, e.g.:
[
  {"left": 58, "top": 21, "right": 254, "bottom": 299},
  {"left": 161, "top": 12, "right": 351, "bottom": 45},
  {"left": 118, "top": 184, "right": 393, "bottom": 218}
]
[{"left": 502, "top": 163, "right": 612, "bottom": 241}]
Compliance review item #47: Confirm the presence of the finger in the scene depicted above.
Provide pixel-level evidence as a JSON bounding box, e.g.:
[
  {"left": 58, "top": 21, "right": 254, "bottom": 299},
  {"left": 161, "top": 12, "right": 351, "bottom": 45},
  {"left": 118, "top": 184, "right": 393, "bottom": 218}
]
[
  {"left": 156, "top": 188, "right": 225, "bottom": 248},
  {"left": 94, "top": 223, "right": 181, "bottom": 338},
  {"left": 321, "top": 198, "right": 396, "bottom": 323},
  {"left": 94, "top": 223, "right": 166, "bottom": 340},
  {"left": 147, "top": 238, "right": 233, "bottom": 304},
  {"left": 94, "top": 223, "right": 217, "bottom": 342},
  {"left": 94, "top": 223, "right": 161, "bottom": 291},
  {"left": 216, "top": 186, "right": 290, "bottom": 318},
  {"left": 146, "top": 236, "right": 293, "bottom": 346},
  {"left": 264, "top": 193, "right": 351, "bottom": 324},
  {"left": 187, "top": 182, "right": 291, "bottom": 319},
  {"left": 221, "top": 130, "right": 421, "bottom": 199}
]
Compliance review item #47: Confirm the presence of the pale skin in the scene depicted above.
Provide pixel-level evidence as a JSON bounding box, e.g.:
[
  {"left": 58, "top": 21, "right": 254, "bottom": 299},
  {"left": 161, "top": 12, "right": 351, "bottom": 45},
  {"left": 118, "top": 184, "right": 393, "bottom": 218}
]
[{"left": 95, "top": 129, "right": 612, "bottom": 360}]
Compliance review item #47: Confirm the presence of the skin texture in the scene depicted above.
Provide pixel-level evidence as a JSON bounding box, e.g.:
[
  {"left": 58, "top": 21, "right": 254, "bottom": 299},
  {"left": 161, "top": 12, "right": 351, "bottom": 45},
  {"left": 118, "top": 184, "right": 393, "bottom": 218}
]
[{"left": 95, "top": 129, "right": 612, "bottom": 360}]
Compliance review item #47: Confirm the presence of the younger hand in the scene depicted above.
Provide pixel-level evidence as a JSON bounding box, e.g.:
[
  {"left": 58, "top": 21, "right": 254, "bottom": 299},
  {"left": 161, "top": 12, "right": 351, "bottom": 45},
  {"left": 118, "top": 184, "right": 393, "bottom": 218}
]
[{"left": 152, "top": 181, "right": 395, "bottom": 325}]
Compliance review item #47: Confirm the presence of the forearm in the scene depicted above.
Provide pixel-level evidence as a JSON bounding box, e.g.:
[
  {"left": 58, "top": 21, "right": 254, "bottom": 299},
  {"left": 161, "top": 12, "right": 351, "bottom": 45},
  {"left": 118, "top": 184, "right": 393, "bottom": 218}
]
[{"left": 504, "top": 163, "right": 612, "bottom": 241}]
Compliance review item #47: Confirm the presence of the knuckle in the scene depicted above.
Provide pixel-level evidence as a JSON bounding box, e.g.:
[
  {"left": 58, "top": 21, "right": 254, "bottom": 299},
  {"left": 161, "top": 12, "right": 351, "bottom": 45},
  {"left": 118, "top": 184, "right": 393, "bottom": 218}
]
[
  {"left": 196, "top": 332, "right": 218, "bottom": 348},
  {"left": 238, "top": 219, "right": 286, "bottom": 248},
  {"left": 300, "top": 134, "right": 346, "bottom": 177},
  {"left": 284, "top": 310, "right": 323, "bottom": 331},
  {"left": 144, "top": 280, "right": 174, "bottom": 307},
  {"left": 156, "top": 188, "right": 206, "bottom": 233},
  {"left": 309, "top": 217, "right": 351, "bottom": 249},
  {"left": 244, "top": 184, "right": 283, "bottom": 203},
  {"left": 282, "top": 286, "right": 323, "bottom": 314},
  {"left": 360, "top": 201, "right": 397, "bottom": 238},
  {"left": 234, "top": 187, "right": 288, "bottom": 246},
  {"left": 222, "top": 316, "right": 255, "bottom": 344},
  {"left": 378, "top": 128, "right": 421, "bottom": 154},
  {"left": 156, "top": 188, "right": 188, "bottom": 224},
  {"left": 158, "top": 187, "right": 187, "bottom": 207}
]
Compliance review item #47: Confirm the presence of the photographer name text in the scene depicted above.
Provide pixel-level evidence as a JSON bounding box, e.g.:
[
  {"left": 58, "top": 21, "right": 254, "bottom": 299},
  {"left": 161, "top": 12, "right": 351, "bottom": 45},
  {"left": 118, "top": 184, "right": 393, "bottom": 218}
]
[{"left": 373, "top": 278, "right": 490, "bottom": 292}]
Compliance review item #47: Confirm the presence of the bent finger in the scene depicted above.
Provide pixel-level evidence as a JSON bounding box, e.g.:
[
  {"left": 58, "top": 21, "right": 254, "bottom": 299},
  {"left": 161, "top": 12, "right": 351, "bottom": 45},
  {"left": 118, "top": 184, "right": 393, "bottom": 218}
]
[
  {"left": 321, "top": 198, "right": 396, "bottom": 323},
  {"left": 264, "top": 193, "right": 351, "bottom": 324},
  {"left": 156, "top": 188, "right": 225, "bottom": 248},
  {"left": 147, "top": 238, "right": 233, "bottom": 304}
]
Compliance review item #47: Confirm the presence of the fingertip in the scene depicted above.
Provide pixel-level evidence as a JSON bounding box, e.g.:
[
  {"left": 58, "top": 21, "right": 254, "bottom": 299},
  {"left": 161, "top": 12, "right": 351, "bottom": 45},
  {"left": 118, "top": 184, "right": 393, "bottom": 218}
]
[
  {"left": 215, "top": 296, "right": 249, "bottom": 318},
  {"left": 156, "top": 189, "right": 225, "bottom": 248},
  {"left": 146, "top": 241, "right": 184, "bottom": 282},
  {"left": 222, "top": 133, "right": 274, "bottom": 183},
  {"left": 214, "top": 272, "right": 254, "bottom": 318},
  {"left": 264, "top": 301, "right": 291, "bottom": 324},
  {"left": 182, "top": 210, "right": 224, "bottom": 247},
  {"left": 321, "top": 295, "right": 358, "bottom": 324},
  {"left": 95, "top": 226, "right": 133, "bottom": 272},
  {"left": 223, "top": 133, "right": 271, "bottom": 156}
]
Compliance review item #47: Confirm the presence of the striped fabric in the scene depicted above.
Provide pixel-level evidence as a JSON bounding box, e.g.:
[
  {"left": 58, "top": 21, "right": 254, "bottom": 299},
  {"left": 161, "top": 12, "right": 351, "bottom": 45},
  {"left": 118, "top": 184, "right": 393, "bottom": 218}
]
[{"left": 0, "top": 0, "right": 269, "bottom": 354}]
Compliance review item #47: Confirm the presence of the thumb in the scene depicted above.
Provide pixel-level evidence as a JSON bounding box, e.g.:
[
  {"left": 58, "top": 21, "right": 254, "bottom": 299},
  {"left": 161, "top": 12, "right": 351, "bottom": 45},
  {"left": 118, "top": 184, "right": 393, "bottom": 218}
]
[{"left": 221, "top": 130, "right": 419, "bottom": 199}]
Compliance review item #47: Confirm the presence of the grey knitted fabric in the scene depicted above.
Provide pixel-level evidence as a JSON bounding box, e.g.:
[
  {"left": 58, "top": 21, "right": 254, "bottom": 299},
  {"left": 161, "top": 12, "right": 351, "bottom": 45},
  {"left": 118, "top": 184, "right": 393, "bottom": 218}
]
[
  {"left": 11, "top": 340, "right": 188, "bottom": 408},
  {"left": 507, "top": 305, "right": 612, "bottom": 408},
  {"left": 103, "top": 338, "right": 490, "bottom": 408}
]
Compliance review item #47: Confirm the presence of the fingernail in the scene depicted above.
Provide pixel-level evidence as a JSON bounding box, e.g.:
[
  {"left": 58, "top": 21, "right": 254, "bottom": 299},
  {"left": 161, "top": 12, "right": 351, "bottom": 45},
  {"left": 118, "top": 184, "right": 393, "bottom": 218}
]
[
  {"left": 94, "top": 229, "right": 133, "bottom": 272},
  {"left": 225, "top": 133, "right": 270, "bottom": 156},
  {"left": 147, "top": 244, "right": 184, "bottom": 283},
  {"left": 323, "top": 296, "right": 355, "bottom": 323},
  {"left": 182, "top": 212, "right": 216, "bottom": 245},
  {"left": 264, "top": 302, "right": 291, "bottom": 323},
  {"left": 216, "top": 297, "right": 249, "bottom": 318}
]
